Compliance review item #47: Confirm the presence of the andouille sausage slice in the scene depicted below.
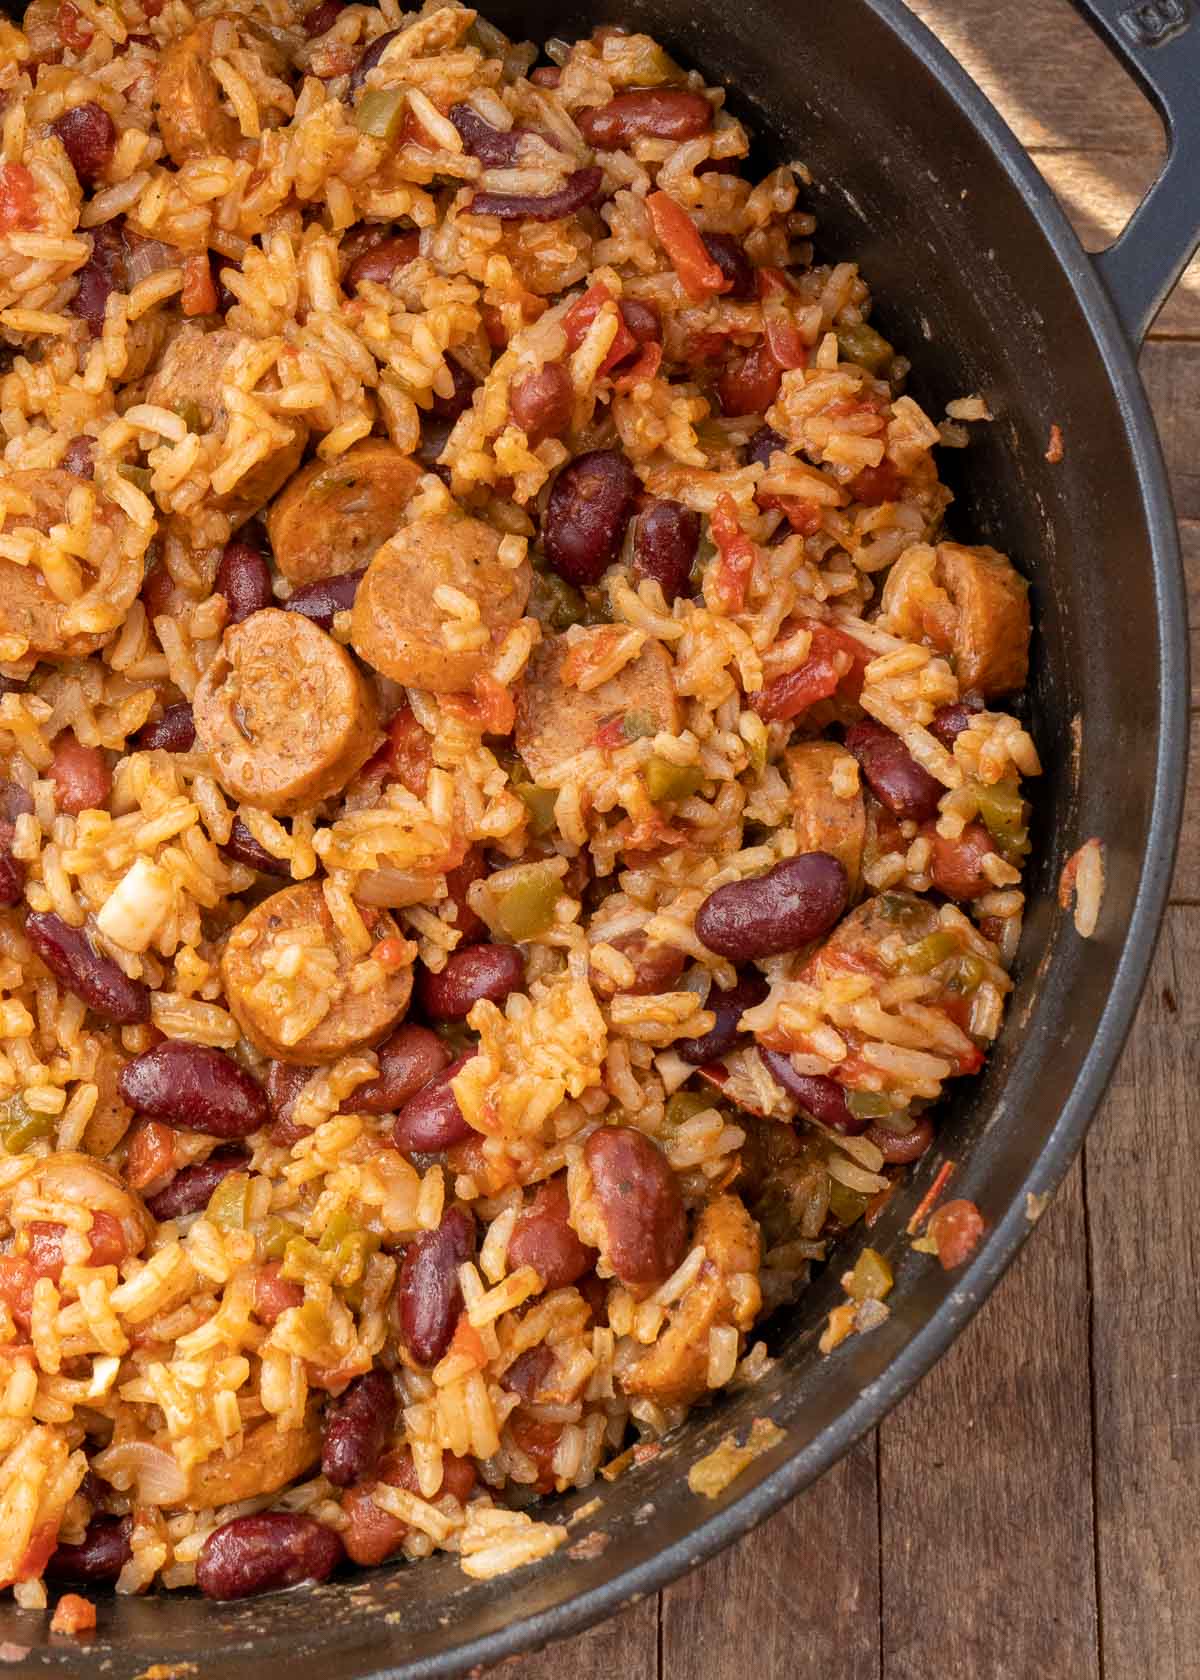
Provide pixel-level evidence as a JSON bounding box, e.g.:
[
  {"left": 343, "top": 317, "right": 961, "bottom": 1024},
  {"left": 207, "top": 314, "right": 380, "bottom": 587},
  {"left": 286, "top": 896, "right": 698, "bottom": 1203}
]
[
  {"left": 146, "top": 330, "right": 306, "bottom": 524},
  {"left": 515, "top": 633, "right": 679, "bottom": 784},
  {"left": 266, "top": 442, "right": 423, "bottom": 586},
  {"left": 154, "top": 17, "right": 285, "bottom": 168},
  {"left": 350, "top": 514, "right": 531, "bottom": 693},
  {"left": 221, "top": 880, "right": 414, "bottom": 1063},
  {"left": 0, "top": 470, "right": 133, "bottom": 659},
  {"left": 193, "top": 609, "right": 378, "bottom": 814},
  {"left": 784, "top": 742, "right": 866, "bottom": 898},
  {"left": 936, "top": 541, "right": 1030, "bottom": 698}
]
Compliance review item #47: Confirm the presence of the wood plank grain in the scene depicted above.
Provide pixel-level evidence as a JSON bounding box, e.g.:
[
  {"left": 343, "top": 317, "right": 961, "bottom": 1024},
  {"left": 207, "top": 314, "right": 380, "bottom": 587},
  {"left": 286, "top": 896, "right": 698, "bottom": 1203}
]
[
  {"left": 1031, "top": 150, "right": 1200, "bottom": 340},
  {"left": 1183, "top": 522, "right": 1200, "bottom": 712},
  {"left": 1165, "top": 719, "right": 1200, "bottom": 903},
  {"left": 904, "top": 0, "right": 1158, "bottom": 151},
  {"left": 877, "top": 1158, "right": 1100, "bottom": 1680},
  {"left": 660, "top": 1437, "right": 881, "bottom": 1680},
  {"left": 1085, "top": 906, "right": 1200, "bottom": 1680},
  {"left": 507, "top": 1591, "right": 659, "bottom": 1680}
]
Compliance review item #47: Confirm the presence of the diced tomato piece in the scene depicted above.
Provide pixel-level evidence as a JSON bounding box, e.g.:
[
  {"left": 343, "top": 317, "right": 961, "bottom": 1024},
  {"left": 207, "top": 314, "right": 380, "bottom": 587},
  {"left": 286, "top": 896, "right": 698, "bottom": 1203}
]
[
  {"left": 0, "top": 1257, "right": 35, "bottom": 1332},
  {"left": 848, "top": 457, "right": 903, "bottom": 505},
  {"left": 360, "top": 703, "right": 431, "bottom": 797},
  {"left": 0, "top": 164, "right": 37, "bottom": 234},
  {"left": 86, "top": 1209, "right": 132, "bottom": 1266},
  {"left": 754, "top": 655, "right": 842, "bottom": 721},
  {"left": 611, "top": 340, "right": 662, "bottom": 391},
  {"left": 58, "top": 0, "right": 92, "bottom": 50},
  {"left": 763, "top": 311, "right": 809, "bottom": 371},
  {"left": 593, "top": 715, "right": 627, "bottom": 750},
  {"left": 441, "top": 673, "right": 515, "bottom": 737},
  {"left": 757, "top": 494, "right": 824, "bottom": 536},
  {"left": 645, "top": 191, "right": 730, "bottom": 301},
  {"left": 717, "top": 340, "right": 783, "bottom": 418},
  {"left": 481, "top": 303, "right": 507, "bottom": 347},
  {"left": 709, "top": 493, "right": 756, "bottom": 613},
  {"left": 124, "top": 1118, "right": 176, "bottom": 1190},
  {"left": 16, "top": 1521, "right": 58, "bottom": 1584},
  {"left": 448, "top": 1312, "right": 488, "bottom": 1369},
  {"left": 181, "top": 251, "right": 217, "bottom": 317},
  {"left": 253, "top": 1261, "right": 303, "bottom": 1325},
  {"left": 562, "top": 281, "right": 639, "bottom": 373},
  {"left": 927, "top": 1198, "right": 985, "bottom": 1269}
]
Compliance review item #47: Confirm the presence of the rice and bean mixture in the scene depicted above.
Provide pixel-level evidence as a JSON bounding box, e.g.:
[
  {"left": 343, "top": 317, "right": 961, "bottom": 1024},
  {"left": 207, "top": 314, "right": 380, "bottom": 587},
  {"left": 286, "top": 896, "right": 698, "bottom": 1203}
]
[{"left": 0, "top": 0, "right": 1039, "bottom": 1613}]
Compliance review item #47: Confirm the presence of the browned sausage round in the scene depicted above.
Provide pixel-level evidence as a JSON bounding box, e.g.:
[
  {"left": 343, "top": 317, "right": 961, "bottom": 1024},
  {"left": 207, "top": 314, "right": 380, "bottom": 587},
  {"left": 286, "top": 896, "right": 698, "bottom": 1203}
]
[
  {"left": 193, "top": 609, "right": 379, "bottom": 814},
  {"left": 220, "top": 881, "right": 414, "bottom": 1064},
  {"left": 0, "top": 470, "right": 135, "bottom": 659},
  {"left": 785, "top": 742, "right": 865, "bottom": 898},
  {"left": 350, "top": 514, "right": 531, "bottom": 693},
  {"left": 266, "top": 442, "right": 423, "bottom": 586},
  {"left": 515, "top": 633, "right": 679, "bottom": 785},
  {"left": 146, "top": 331, "right": 307, "bottom": 524},
  {"left": 154, "top": 18, "right": 284, "bottom": 167}
]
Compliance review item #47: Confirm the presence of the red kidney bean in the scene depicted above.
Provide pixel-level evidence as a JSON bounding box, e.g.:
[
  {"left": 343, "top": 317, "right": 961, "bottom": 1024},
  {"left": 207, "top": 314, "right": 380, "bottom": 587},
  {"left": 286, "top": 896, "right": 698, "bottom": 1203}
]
[
  {"left": 265, "top": 1060, "right": 310, "bottom": 1144},
  {"left": 253, "top": 1261, "right": 303, "bottom": 1324},
  {"left": 695, "top": 853, "right": 848, "bottom": 961},
  {"left": 448, "top": 103, "right": 531, "bottom": 166},
  {"left": 509, "top": 362, "right": 573, "bottom": 448},
  {"left": 144, "top": 1147, "right": 247, "bottom": 1220},
  {"left": 584, "top": 1126, "right": 686, "bottom": 1289},
  {"left": 758, "top": 1052, "right": 866, "bottom": 1134},
  {"left": 52, "top": 102, "right": 116, "bottom": 185},
  {"left": 530, "top": 65, "right": 561, "bottom": 88},
  {"left": 618, "top": 297, "right": 661, "bottom": 346},
  {"left": 701, "top": 232, "right": 755, "bottom": 300},
  {"left": 344, "top": 232, "right": 420, "bottom": 290},
  {"left": 342, "top": 1448, "right": 476, "bottom": 1565},
  {"left": 321, "top": 1368, "right": 396, "bottom": 1488},
  {"left": 49, "top": 734, "right": 110, "bottom": 815},
  {"left": 215, "top": 523, "right": 272, "bottom": 623},
  {"left": 0, "top": 831, "right": 24, "bottom": 908},
  {"left": 135, "top": 701, "right": 195, "bottom": 752},
  {"left": 118, "top": 1041, "right": 268, "bottom": 1138},
  {"left": 282, "top": 568, "right": 364, "bottom": 630},
  {"left": 543, "top": 448, "right": 640, "bottom": 587},
  {"left": 746, "top": 424, "right": 786, "bottom": 469},
  {"left": 352, "top": 1023, "right": 450, "bottom": 1114},
  {"left": 416, "top": 943, "right": 525, "bottom": 1022},
  {"left": 47, "top": 1515, "right": 132, "bottom": 1583},
  {"left": 631, "top": 498, "right": 699, "bottom": 603},
  {"left": 848, "top": 457, "right": 903, "bottom": 506},
  {"left": 469, "top": 166, "right": 602, "bottom": 222},
  {"left": 501, "top": 1344, "right": 555, "bottom": 1400},
  {"left": 443, "top": 847, "right": 488, "bottom": 946},
  {"left": 928, "top": 696, "right": 984, "bottom": 750},
  {"left": 427, "top": 356, "right": 477, "bottom": 423},
  {"left": 61, "top": 434, "right": 95, "bottom": 478},
  {"left": 0, "top": 783, "right": 32, "bottom": 825},
  {"left": 392, "top": 1054, "right": 473, "bottom": 1153},
  {"left": 844, "top": 719, "right": 942, "bottom": 823},
  {"left": 507, "top": 1176, "right": 593, "bottom": 1290},
  {"left": 676, "top": 967, "right": 768, "bottom": 1064},
  {"left": 141, "top": 559, "right": 178, "bottom": 621},
  {"left": 349, "top": 28, "right": 398, "bottom": 95},
  {"left": 590, "top": 932, "right": 686, "bottom": 1000},
  {"left": 303, "top": 0, "right": 342, "bottom": 35},
  {"left": 926, "top": 820, "right": 997, "bottom": 901},
  {"left": 865, "top": 1112, "right": 935, "bottom": 1164},
  {"left": 212, "top": 253, "right": 239, "bottom": 315},
  {"left": 395, "top": 1204, "right": 475, "bottom": 1366},
  {"left": 25, "top": 912, "right": 149, "bottom": 1024},
  {"left": 221, "top": 816, "right": 291, "bottom": 876},
  {"left": 72, "top": 220, "right": 125, "bottom": 338},
  {"left": 196, "top": 1513, "right": 343, "bottom": 1601},
  {"left": 576, "top": 90, "right": 712, "bottom": 148}
]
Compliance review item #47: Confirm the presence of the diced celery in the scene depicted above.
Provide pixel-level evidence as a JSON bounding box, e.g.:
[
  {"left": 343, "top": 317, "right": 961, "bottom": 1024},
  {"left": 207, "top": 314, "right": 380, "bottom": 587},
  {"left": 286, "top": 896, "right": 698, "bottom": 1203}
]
[
  {"left": 643, "top": 756, "right": 704, "bottom": 805},
  {"left": 516, "top": 783, "right": 557, "bottom": 836},
  {"left": 356, "top": 87, "right": 407, "bottom": 141},
  {"left": 495, "top": 866, "right": 561, "bottom": 940},
  {"left": 206, "top": 1173, "right": 250, "bottom": 1229},
  {"left": 0, "top": 1095, "right": 53, "bottom": 1153},
  {"left": 827, "top": 1179, "right": 871, "bottom": 1227},
  {"left": 836, "top": 322, "right": 894, "bottom": 375},
  {"left": 896, "top": 929, "right": 960, "bottom": 974},
  {"left": 845, "top": 1090, "right": 892, "bottom": 1120},
  {"left": 845, "top": 1246, "right": 893, "bottom": 1302}
]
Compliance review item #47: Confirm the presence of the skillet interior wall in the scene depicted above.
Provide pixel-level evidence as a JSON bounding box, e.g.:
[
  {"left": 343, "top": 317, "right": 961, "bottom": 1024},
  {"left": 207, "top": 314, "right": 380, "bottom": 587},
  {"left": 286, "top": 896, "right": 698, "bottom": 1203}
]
[{"left": 0, "top": 0, "right": 1174, "bottom": 1672}]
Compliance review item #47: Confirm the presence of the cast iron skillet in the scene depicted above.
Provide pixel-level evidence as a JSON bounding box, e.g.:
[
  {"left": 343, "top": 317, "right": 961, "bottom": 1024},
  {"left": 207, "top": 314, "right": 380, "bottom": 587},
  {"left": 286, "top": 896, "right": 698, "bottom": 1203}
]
[{"left": 4, "top": 0, "right": 1197, "bottom": 1672}]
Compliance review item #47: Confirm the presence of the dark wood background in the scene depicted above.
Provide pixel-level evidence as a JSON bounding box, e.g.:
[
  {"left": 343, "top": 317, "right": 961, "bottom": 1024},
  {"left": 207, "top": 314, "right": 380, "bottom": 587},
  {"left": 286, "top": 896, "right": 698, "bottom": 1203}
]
[{"left": 502, "top": 2, "right": 1200, "bottom": 1673}]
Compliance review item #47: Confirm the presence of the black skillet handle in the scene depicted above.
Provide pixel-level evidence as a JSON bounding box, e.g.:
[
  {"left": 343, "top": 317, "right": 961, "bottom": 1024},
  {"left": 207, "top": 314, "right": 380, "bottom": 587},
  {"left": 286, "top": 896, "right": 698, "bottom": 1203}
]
[{"left": 1070, "top": 0, "right": 1200, "bottom": 344}]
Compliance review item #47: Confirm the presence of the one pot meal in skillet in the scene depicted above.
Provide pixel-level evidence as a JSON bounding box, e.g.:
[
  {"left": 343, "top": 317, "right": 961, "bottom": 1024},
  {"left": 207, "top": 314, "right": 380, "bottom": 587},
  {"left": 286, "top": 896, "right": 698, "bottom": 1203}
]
[{"left": 0, "top": 0, "right": 1079, "bottom": 1625}]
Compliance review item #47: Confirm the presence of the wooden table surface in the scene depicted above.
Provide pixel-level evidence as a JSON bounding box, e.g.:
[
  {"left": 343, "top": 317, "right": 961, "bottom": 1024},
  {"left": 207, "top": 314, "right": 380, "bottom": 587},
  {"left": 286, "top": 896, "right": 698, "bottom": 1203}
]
[{"left": 499, "top": 4, "right": 1200, "bottom": 1675}]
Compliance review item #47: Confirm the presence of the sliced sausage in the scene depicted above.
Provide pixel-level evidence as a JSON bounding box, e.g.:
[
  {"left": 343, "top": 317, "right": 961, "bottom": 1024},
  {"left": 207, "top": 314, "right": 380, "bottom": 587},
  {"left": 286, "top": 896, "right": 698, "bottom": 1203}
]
[
  {"left": 154, "top": 18, "right": 283, "bottom": 167},
  {"left": 936, "top": 541, "right": 1030, "bottom": 698},
  {"left": 515, "top": 633, "right": 679, "bottom": 785},
  {"left": 146, "top": 330, "right": 307, "bottom": 523},
  {"left": 350, "top": 514, "right": 531, "bottom": 693},
  {"left": 266, "top": 441, "right": 423, "bottom": 586},
  {"left": 0, "top": 470, "right": 133, "bottom": 659},
  {"left": 193, "top": 609, "right": 378, "bottom": 814},
  {"left": 785, "top": 742, "right": 865, "bottom": 897},
  {"left": 624, "top": 1194, "right": 760, "bottom": 1408},
  {"left": 185, "top": 1413, "right": 321, "bottom": 1510},
  {"left": 220, "top": 880, "right": 414, "bottom": 1064}
]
